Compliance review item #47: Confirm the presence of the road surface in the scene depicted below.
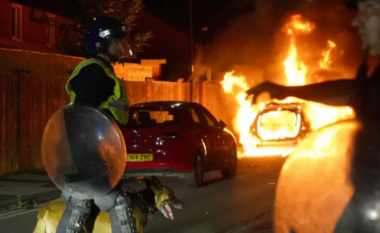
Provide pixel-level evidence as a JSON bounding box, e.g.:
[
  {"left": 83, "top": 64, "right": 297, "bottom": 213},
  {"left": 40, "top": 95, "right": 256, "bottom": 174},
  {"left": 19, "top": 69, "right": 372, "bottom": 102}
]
[{"left": 0, "top": 157, "right": 285, "bottom": 233}]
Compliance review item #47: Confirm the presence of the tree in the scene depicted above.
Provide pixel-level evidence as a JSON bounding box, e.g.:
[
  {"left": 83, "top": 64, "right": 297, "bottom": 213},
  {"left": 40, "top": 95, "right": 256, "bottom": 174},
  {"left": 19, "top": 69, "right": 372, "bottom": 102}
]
[{"left": 56, "top": 0, "right": 152, "bottom": 57}]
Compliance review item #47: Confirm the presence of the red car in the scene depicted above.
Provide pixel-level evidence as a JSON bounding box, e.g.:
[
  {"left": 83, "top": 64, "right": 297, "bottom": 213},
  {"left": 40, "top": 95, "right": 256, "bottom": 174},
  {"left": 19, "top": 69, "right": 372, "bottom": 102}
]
[{"left": 121, "top": 101, "right": 238, "bottom": 187}]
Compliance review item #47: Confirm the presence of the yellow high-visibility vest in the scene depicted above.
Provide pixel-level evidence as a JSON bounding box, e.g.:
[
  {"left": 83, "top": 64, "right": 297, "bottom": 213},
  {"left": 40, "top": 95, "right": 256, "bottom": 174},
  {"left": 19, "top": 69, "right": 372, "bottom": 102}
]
[{"left": 65, "top": 58, "right": 130, "bottom": 125}]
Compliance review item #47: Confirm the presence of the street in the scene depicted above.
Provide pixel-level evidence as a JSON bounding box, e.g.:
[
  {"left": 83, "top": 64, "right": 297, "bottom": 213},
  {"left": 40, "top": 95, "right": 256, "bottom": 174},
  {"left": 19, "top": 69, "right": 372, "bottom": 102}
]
[{"left": 0, "top": 157, "right": 285, "bottom": 233}]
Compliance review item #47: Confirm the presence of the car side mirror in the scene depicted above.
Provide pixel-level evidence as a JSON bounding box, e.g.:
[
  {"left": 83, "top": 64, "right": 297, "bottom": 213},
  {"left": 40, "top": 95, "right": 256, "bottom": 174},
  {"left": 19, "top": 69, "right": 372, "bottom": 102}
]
[{"left": 218, "top": 120, "right": 227, "bottom": 130}]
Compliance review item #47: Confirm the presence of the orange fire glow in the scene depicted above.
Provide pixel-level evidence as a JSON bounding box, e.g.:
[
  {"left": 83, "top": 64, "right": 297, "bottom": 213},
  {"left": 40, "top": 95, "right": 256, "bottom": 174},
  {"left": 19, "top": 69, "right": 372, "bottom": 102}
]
[
  {"left": 320, "top": 40, "right": 336, "bottom": 69},
  {"left": 221, "top": 15, "right": 355, "bottom": 157}
]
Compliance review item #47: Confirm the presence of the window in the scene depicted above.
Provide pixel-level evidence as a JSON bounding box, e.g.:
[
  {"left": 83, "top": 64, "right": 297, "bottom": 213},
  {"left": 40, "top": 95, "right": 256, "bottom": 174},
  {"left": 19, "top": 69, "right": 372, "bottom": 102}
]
[
  {"left": 200, "top": 110, "right": 218, "bottom": 128},
  {"left": 126, "top": 108, "right": 179, "bottom": 127},
  {"left": 257, "top": 110, "right": 301, "bottom": 140},
  {"left": 46, "top": 14, "right": 55, "bottom": 46},
  {"left": 12, "top": 4, "right": 22, "bottom": 41},
  {"left": 189, "top": 109, "right": 200, "bottom": 123},
  {"left": 148, "top": 111, "right": 174, "bottom": 124},
  {"left": 204, "top": 114, "right": 216, "bottom": 127}
]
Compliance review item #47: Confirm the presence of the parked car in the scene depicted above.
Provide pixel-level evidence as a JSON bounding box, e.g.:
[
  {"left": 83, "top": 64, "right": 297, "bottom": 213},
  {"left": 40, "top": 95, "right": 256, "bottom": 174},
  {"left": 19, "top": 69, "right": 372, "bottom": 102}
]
[
  {"left": 121, "top": 101, "right": 238, "bottom": 187},
  {"left": 250, "top": 102, "right": 311, "bottom": 156}
]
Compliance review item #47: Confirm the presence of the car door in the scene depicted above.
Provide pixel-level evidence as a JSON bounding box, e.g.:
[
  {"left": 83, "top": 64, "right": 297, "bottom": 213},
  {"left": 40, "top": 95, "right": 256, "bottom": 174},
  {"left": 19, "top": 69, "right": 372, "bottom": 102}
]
[
  {"left": 195, "top": 107, "right": 222, "bottom": 168},
  {"left": 202, "top": 109, "right": 231, "bottom": 165},
  {"left": 186, "top": 107, "right": 204, "bottom": 142}
]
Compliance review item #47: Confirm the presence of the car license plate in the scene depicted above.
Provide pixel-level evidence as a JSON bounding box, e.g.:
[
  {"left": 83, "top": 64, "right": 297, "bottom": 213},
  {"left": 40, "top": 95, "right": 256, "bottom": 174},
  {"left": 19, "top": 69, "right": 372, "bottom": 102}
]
[{"left": 127, "top": 154, "right": 153, "bottom": 162}]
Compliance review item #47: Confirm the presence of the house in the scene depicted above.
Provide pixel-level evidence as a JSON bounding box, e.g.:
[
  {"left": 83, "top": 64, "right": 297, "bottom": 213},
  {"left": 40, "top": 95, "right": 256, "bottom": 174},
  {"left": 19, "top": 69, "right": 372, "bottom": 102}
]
[
  {"left": 133, "top": 8, "right": 192, "bottom": 81},
  {"left": 0, "top": 0, "right": 72, "bottom": 53},
  {"left": 0, "top": 0, "right": 192, "bottom": 80}
]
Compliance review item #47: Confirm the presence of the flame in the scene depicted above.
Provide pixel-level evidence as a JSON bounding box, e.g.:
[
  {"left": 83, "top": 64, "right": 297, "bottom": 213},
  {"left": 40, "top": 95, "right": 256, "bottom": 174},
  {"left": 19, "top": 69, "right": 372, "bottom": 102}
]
[
  {"left": 257, "top": 111, "right": 301, "bottom": 140},
  {"left": 221, "top": 15, "right": 355, "bottom": 157},
  {"left": 319, "top": 40, "right": 336, "bottom": 69},
  {"left": 283, "top": 15, "right": 314, "bottom": 86}
]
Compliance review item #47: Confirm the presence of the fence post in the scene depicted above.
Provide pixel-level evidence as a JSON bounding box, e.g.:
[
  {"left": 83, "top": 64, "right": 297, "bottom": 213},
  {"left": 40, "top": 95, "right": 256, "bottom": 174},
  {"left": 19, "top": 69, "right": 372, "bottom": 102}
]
[
  {"left": 200, "top": 81, "right": 208, "bottom": 107},
  {"left": 18, "top": 73, "right": 31, "bottom": 171},
  {"left": 192, "top": 81, "right": 200, "bottom": 104},
  {"left": 145, "top": 78, "right": 153, "bottom": 102},
  {"left": 191, "top": 81, "right": 195, "bottom": 103},
  {"left": 177, "top": 78, "right": 183, "bottom": 101},
  {"left": 207, "top": 68, "right": 212, "bottom": 82}
]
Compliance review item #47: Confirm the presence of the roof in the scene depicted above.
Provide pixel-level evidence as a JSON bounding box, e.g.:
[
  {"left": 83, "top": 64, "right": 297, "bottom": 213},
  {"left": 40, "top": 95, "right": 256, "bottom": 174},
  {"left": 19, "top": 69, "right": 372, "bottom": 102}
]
[
  {"left": 9, "top": 0, "right": 190, "bottom": 37},
  {"left": 261, "top": 102, "right": 304, "bottom": 112},
  {"left": 9, "top": 0, "right": 79, "bottom": 18},
  {"left": 142, "top": 6, "right": 191, "bottom": 37},
  {"left": 131, "top": 101, "right": 198, "bottom": 108}
]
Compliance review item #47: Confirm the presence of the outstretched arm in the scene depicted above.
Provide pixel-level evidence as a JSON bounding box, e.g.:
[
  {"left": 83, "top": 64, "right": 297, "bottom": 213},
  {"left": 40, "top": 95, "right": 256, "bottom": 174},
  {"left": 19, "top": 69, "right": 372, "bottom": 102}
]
[
  {"left": 285, "top": 79, "right": 355, "bottom": 106},
  {"left": 246, "top": 79, "right": 356, "bottom": 106}
]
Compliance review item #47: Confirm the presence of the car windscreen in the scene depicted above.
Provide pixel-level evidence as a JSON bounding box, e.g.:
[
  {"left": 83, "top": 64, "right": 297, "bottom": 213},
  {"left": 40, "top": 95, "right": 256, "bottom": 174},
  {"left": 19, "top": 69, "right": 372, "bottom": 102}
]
[
  {"left": 126, "top": 107, "right": 180, "bottom": 128},
  {"left": 257, "top": 110, "right": 301, "bottom": 140}
]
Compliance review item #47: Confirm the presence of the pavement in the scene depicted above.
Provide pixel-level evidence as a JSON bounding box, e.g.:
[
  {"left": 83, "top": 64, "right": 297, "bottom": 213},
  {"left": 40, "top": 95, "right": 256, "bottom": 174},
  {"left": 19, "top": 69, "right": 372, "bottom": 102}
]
[
  {"left": 0, "top": 174, "right": 60, "bottom": 214},
  {"left": 0, "top": 157, "right": 286, "bottom": 233}
]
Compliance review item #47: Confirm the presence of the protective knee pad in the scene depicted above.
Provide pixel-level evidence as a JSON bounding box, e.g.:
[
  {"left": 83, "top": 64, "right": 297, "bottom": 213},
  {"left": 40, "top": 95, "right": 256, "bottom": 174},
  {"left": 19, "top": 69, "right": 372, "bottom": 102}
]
[
  {"left": 94, "top": 189, "right": 137, "bottom": 233},
  {"left": 56, "top": 192, "right": 94, "bottom": 233}
]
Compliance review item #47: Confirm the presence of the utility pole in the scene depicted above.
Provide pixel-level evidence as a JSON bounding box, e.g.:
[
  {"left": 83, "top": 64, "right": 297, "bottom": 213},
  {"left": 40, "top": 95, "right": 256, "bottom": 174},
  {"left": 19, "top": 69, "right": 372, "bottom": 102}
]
[
  {"left": 189, "top": 0, "right": 194, "bottom": 75},
  {"left": 189, "top": 0, "right": 194, "bottom": 101}
]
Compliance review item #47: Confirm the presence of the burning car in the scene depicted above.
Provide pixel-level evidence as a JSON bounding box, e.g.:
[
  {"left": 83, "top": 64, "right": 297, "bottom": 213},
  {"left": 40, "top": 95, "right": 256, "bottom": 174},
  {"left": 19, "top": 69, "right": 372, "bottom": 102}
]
[
  {"left": 221, "top": 15, "right": 355, "bottom": 158},
  {"left": 250, "top": 102, "right": 311, "bottom": 156}
]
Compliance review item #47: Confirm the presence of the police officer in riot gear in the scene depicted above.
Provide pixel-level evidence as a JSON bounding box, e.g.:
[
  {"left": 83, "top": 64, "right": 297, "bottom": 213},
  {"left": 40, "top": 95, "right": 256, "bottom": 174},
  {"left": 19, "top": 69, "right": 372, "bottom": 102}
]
[
  {"left": 56, "top": 16, "right": 137, "bottom": 233},
  {"left": 246, "top": 0, "right": 380, "bottom": 232},
  {"left": 67, "top": 16, "right": 135, "bottom": 124}
]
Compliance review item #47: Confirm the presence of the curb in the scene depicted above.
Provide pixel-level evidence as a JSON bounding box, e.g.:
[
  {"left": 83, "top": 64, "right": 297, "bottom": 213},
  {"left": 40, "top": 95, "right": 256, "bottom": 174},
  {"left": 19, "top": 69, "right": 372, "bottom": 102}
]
[
  {"left": 0, "top": 205, "right": 42, "bottom": 220},
  {"left": 0, "top": 189, "right": 61, "bottom": 213},
  {"left": 226, "top": 209, "right": 273, "bottom": 233}
]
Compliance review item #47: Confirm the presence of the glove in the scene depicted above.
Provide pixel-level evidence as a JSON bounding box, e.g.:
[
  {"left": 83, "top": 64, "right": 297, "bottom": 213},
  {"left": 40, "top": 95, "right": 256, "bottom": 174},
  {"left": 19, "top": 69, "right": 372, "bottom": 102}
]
[{"left": 246, "top": 81, "right": 285, "bottom": 104}]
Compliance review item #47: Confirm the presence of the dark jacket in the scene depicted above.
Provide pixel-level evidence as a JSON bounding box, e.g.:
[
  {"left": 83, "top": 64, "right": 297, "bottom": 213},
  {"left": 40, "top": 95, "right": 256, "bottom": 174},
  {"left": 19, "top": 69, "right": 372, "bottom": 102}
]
[
  {"left": 70, "top": 56, "right": 124, "bottom": 125},
  {"left": 70, "top": 56, "right": 115, "bottom": 108}
]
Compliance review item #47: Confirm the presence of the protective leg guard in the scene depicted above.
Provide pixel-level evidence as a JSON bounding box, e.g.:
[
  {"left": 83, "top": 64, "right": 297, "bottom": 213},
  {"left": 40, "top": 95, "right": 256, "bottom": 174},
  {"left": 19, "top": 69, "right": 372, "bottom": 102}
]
[
  {"left": 56, "top": 192, "right": 94, "bottom": 233},
  {"left": 94, "top": 187, "right": 137, "bottom": 233}
]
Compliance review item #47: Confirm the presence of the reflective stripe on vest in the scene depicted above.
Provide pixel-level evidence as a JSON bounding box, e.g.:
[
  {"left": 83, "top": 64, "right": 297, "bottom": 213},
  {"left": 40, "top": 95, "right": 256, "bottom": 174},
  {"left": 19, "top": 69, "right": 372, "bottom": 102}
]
[
  {"left": 65, "top": 58, "right": 130, "bottom": 125},
  {"left": 108, "top": 101, "right": 129, "bottom": 111}
]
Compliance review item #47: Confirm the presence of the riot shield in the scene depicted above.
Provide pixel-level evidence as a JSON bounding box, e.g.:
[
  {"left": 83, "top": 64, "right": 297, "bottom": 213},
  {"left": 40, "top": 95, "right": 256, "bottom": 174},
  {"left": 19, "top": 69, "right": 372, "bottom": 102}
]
[{"left": 41, "top": 104, "right": 126, "bottom": 200}]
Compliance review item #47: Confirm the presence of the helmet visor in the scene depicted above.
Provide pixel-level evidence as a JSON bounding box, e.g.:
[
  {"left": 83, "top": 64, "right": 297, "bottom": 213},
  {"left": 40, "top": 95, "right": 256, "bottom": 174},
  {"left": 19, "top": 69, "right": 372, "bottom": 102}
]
[
  {"left": 119, "top": 37, "right": 137, "bottom": 60},
  {"left": 99, "top": 26, "right": 128, "bottom": 39},
  {"left": 108, "top": 35, "right": 137, "bottom": 61}
]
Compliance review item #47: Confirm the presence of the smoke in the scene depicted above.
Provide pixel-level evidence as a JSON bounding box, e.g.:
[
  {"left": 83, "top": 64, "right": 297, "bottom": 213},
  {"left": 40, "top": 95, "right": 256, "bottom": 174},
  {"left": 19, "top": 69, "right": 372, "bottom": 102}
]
[
  {"left": 289, "top": 0, "right": 364, "bottom": 79},
  {"left": 193, "top": 0, "right": 292, "bottom": 132},
  {"left": 196, "top": 0, "right": 291, "bottom": 82},
  {"left": 197, "top": 0, "right": 369, "bottom": 83},
  {"left": 193, "top": 0, "right": 375, "bottom": 138}
]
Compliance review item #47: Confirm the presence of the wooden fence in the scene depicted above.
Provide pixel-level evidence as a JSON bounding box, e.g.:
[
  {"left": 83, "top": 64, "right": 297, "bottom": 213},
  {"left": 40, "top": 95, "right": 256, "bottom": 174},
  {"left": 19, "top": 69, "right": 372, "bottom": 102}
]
[
  {"left": 0, "top": 72, "right": 223, "bottom": 175},
  {"left": 0, "top": 74, "right": 18, "bottom": 174},
  {"left": 0, "top": 48, "right": 226, "bottom": 175}
]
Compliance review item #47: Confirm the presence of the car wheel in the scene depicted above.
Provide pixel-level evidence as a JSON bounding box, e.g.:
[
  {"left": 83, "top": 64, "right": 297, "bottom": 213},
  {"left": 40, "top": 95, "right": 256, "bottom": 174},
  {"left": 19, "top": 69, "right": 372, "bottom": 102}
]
[
  {"left": 186, "top": 152, "right": 205, "bottom": 187},
  {"left": 221, "top": 146, "right": 237, "bottom": 179}
]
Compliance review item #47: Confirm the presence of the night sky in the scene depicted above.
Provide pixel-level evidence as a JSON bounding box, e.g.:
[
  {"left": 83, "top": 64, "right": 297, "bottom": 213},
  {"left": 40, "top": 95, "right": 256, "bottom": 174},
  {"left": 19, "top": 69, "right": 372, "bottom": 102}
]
[
  {"left": 140, "top": 0, "right": 364, "bottom": 81},
  {"left": 51, "top": 0, "right": 256, "bottom": 43},
  {"left": 142, "top": 0, "right": 255, "bottom": 42},
  {"left": 142, "top": 0, "right": 357, "bottom": 45},
  {"left": 50, "top": 0, "right": 355, "bottom": 45},
  {"left": 24, "top": 0, "right": 364, "bottom": 80}
]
